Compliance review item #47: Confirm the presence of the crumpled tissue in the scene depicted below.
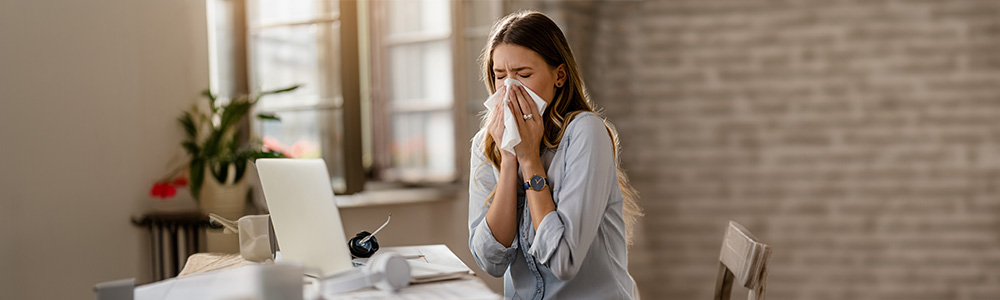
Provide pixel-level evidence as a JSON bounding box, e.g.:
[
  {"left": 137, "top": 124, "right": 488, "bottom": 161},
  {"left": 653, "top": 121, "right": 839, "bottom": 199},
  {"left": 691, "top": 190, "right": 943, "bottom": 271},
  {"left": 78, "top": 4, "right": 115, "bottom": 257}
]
[{"left": 483, "top": 78, "right": 548, "bottom": 155}]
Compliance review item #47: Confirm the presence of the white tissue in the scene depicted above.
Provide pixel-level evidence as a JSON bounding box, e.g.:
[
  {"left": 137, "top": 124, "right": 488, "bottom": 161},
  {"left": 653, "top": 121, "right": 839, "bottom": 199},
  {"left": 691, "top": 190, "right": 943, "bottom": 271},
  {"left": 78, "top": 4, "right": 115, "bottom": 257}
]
[{"left": 483, "top": 78, "right": 549, "bottom": 155}]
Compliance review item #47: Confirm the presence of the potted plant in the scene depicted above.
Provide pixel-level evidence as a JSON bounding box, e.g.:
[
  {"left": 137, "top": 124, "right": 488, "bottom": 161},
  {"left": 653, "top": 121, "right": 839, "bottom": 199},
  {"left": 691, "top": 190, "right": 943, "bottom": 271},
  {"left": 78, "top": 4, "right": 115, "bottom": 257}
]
[{"left": 172, "top": 85, "right": 299, "bottom": 218}]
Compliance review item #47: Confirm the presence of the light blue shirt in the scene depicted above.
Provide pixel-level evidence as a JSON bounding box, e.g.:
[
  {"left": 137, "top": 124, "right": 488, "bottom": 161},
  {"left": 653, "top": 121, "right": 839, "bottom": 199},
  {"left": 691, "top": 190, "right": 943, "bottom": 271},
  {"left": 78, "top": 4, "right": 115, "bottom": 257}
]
[{"left": 468, "top": 112, "right": 637, "bottom": 300}]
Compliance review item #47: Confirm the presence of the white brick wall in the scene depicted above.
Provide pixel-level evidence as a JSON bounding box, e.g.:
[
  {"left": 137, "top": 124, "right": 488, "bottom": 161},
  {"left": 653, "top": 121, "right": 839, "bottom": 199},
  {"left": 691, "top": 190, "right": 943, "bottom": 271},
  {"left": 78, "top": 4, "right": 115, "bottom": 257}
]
[{"left": 544, "top": 0, "right": 1000, "bottom": 299}]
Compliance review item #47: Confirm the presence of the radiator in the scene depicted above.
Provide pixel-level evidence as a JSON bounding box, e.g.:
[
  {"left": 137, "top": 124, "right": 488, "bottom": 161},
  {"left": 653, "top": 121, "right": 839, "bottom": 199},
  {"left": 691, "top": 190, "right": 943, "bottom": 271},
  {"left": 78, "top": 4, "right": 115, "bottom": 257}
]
[{"left": 132, "top": 212, "right": 214, "bottom": 281}]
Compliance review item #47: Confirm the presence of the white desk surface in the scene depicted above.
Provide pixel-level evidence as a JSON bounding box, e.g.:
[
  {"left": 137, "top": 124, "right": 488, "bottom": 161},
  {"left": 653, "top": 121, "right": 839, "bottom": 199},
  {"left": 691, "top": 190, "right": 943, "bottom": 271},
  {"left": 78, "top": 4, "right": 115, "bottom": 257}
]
[{"left": 137, "top": 244, "right": 500, "bottom": 300}]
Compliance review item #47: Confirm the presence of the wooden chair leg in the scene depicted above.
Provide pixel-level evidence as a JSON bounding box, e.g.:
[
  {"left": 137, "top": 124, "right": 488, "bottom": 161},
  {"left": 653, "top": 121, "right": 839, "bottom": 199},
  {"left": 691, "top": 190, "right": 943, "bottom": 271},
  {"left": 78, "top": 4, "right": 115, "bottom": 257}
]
[{"left": 713, "top": 262, "right": 734, "bottom": 300}]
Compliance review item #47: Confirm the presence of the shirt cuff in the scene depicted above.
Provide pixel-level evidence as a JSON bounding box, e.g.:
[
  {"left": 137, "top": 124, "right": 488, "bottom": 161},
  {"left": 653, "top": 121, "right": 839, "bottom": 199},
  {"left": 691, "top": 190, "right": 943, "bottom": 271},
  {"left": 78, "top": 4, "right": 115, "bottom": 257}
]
[
  {"left": 474, "top": 221, "right": 519, "bottom": 264},
  {"left": 528, "top": 211, "right": 564, "bottom": 264}
]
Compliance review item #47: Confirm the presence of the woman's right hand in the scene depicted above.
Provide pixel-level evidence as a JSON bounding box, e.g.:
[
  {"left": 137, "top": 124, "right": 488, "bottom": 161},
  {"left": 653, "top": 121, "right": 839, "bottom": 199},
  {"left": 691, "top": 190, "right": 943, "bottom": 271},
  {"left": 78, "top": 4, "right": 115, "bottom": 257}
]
[{"left": 487, "top": 88, "right": 516, "bottom": 162}]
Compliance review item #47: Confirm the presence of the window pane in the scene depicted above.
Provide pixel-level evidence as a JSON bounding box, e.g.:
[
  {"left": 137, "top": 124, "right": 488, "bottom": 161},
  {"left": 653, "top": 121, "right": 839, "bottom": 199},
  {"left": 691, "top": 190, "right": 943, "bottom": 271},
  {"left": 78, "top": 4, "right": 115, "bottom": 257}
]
[
  {"left": 252, "top": 23, "right": 342, "bottom": 110},
  {"left": 388, "top": 40, "right": 452, "bottom": 107},
  {"left": 386, "top": 0, "right": 450, "bottom": 35},
  {"left": 389, "top": 110, "right": 455, "bottom": 180},
  {"left": 376, "top": 0, "right": 456, "bottom": 183},
  {"left": 258, "top": 108, "right": 347, "bottom": 192},
  {"left": 251, "top": 0, "right": 337, "bottom": 26},
  {"left": 248, "top": 0, "right": 355, "bottom": 193}
]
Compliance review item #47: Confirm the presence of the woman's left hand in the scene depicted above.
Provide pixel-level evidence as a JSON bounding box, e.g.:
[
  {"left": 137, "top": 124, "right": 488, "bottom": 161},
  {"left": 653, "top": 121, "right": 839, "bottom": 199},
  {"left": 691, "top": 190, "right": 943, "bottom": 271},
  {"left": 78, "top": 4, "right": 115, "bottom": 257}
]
[{"left": 508, "top": 85, "right": 544, "bottom": 164}]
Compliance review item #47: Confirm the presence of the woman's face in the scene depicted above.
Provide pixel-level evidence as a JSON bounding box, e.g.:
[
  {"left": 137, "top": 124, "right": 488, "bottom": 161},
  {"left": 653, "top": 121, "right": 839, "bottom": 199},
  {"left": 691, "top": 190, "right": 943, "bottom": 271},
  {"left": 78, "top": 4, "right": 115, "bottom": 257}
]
[{"left": 491, "top": 43, "right": 566, "bottom": 104}]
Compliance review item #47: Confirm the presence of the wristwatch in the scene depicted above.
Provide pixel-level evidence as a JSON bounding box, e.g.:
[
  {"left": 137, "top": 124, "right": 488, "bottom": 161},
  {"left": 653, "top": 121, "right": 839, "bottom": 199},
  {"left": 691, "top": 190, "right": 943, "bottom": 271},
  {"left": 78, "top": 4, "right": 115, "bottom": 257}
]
[{"left": 522, "top": 175, "right": 549, "bottom": 191}]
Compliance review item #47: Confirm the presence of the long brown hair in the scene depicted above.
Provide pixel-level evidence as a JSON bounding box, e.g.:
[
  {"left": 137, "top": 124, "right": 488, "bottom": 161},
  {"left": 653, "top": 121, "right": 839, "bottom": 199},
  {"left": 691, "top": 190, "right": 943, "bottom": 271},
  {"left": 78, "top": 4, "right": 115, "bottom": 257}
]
[{"left": 476, "top": 11, "right": 643, "bottom": 244}]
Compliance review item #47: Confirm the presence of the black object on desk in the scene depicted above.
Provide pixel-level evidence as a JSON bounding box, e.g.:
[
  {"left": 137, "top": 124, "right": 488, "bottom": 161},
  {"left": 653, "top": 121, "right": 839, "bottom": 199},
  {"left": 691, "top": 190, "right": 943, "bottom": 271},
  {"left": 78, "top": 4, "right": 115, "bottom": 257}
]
[
  {"left": 348, "top": 214, "right": 392, "bottom": 258},
  {"left": 132, "top": 211, "right": 220, "bottom": 281},
  {"left": 349, "top": 230, "right": 380, "bottom": 258}
]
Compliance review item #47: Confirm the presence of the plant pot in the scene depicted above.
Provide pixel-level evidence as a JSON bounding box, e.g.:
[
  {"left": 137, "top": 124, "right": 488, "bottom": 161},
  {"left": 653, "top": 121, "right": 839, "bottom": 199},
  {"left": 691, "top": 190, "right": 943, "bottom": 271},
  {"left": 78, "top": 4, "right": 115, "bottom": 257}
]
[{"left": 199, "top": 163, "right": 249, "bottom": 220}]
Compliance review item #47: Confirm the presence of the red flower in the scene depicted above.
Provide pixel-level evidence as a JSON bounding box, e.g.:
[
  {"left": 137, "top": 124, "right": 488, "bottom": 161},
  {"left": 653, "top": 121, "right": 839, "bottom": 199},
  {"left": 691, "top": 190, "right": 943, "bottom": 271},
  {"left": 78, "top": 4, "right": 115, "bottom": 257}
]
[
  {"left": 164, "top": 185, "right": 177, "bottom": 197},
  {"left": 172, "top": 177, "right": 188, "bottom": 187},
  {"left": 150, "top": 182, "right": 170, "bottom": 198}
]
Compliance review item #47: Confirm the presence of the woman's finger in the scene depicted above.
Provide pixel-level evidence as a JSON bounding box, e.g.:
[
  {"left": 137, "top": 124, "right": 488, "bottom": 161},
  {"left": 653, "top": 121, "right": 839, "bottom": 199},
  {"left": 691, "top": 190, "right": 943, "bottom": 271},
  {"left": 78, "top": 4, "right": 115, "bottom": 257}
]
[
  {"left": 509, "top": 87, "right": 524, "bottom": 116},
  {"left": 515, "top": 86, "right": 536, "bottom": 128},
  {"left": 508, "top": 100, "right": 523, "bottom": 128},
  {"left": 495, "top": 89, "right": 506, "bottom": 112},
  {"left": 511, "top": 87, "right": 527, "bottom": 128},
  {"left": 489, "top": 107, "right": 504, "bottom": 144},
  {"left": 513, "top": 85, "right": 527, "bottom": 114},
  {"left": 490, "top": 88, "right": 506, "bottom": 124},
  {"left": 515, "top": 85, "right": 537, "bottom": 119},
  {"left": 492, "top": 104, "right": 500, "bottom": 125}
]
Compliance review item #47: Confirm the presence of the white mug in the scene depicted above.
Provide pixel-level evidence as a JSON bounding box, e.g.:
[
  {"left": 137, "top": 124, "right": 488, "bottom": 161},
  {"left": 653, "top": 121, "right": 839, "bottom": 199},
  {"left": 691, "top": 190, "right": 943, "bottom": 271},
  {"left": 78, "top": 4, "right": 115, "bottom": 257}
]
[{"left": 238, "top": 214, "right": 273, "bottom": 262}]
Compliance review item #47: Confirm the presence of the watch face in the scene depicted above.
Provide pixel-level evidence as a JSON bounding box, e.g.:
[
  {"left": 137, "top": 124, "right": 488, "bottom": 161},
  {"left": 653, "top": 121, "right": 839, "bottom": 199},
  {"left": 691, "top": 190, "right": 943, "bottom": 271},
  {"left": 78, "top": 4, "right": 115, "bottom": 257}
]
[{"left": 530, "top": 175, "right": 546, "bottom": 191}]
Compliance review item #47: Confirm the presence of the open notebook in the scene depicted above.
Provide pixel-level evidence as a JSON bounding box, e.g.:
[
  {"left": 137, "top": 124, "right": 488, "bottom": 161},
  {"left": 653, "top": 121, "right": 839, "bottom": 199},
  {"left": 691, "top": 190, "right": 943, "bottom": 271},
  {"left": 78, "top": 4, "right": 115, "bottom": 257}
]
[
  {"left": 350, "top": 246, "right": 473, "bottom": 284},
  {"left": 407, "top": 260, "right": 471, "bottom": 283}
]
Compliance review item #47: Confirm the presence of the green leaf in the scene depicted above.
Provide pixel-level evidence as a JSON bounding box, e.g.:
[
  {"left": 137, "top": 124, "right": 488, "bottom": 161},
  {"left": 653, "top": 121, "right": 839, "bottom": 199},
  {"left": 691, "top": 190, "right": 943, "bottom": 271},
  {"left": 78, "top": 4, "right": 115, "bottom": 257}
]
[
  {"left": 201, "top": 97, "right": 249, "bottom": 159},
  {"left": 181, "top": 141, "right": 200, "bottom": 156},
  {"left": 254, "top": 149, "right": 286, "bottom": 159},
  {"left": 253, "top": 85, "right": 301, "bottom": 104},
  {"left": 201, "top": 89, "right": 217, "bottom": 102},
  {"left": 201, "top": 130, "right": 223, "bottom": 158},
  {"left": 256, "top": 113, "right": 281, "bottom": 121},
  {"left": 201, "top": 89, "right": 219, "bottom": 114},
  {"left": 178, "top": 111, "right": 197, "bottom": 141},
  {"left": 218, "top": 99, "right": 251, "bottom": 134},
  {"left": 234, "top": 160, "right": 248, "bottom": 183},
  {"left": 189, "top": 158, "right": 205, "bottom": 200},
  {"left": 210, "top": 161, "right": 229, "bottom": 183},
  {"left": 260, "top": 85, "right": 300, "bottom": 96}
]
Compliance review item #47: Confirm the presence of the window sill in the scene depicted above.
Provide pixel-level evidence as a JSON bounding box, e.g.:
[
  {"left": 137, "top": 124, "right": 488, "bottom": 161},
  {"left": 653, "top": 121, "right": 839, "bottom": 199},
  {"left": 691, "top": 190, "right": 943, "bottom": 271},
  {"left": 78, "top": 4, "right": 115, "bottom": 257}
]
[{"left": 334, "top": 183, "right": 461, "bottom": 209}]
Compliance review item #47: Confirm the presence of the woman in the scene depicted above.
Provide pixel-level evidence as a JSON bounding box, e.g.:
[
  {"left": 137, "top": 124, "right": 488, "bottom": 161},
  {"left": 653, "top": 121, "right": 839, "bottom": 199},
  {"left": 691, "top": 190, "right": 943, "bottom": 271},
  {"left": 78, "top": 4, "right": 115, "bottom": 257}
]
[{"left": 468, "top": 11, "right": 642, "bottom": 299}]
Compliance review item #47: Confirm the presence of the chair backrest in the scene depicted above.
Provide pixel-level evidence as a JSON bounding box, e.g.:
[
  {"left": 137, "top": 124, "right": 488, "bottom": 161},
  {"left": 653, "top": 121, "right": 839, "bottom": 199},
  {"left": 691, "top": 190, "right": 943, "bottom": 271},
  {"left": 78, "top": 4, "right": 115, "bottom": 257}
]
[{"left": 713, "top": 221, "right": 772, "bottom": 300}]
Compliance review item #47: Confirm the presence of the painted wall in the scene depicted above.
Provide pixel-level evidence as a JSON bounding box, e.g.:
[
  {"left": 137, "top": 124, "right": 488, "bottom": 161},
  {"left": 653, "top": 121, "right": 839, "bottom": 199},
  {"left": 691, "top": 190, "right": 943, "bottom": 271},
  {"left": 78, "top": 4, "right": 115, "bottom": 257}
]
[
  {"left": 0, "top": 0, "right": 209, "bottom": 298},
  {"left": 574, "top": 1, "right": 1000, "bottom": 299}
]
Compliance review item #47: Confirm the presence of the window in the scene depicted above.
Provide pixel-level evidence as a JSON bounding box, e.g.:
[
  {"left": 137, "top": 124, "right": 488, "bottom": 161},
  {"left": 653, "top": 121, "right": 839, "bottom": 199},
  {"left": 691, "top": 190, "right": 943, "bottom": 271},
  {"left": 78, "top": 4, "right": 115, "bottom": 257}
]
[
  {"left": 217, "top": 0, "right": 502, "bottom": 197},
  {"left": 245, "top": 0, "right": 363, "bottom": 193},
  {"left": 369, "top": 0, "right": 456, "bottom": 183}
]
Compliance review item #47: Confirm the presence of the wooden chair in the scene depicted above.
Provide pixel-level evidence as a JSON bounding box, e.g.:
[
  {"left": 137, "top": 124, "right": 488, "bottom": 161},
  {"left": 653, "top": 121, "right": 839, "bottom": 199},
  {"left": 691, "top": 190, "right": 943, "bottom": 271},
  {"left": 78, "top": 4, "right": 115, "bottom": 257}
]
[{"left": 713, "top": 221, "right": 772, "bottom": 300}]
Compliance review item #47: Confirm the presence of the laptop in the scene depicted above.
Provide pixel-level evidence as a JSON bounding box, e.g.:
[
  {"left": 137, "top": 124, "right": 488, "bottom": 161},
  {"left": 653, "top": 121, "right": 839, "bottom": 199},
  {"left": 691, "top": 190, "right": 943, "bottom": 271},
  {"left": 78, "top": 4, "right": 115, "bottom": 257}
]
[{"left": 255, "top": 158, "right": 354, "bottom": 277}]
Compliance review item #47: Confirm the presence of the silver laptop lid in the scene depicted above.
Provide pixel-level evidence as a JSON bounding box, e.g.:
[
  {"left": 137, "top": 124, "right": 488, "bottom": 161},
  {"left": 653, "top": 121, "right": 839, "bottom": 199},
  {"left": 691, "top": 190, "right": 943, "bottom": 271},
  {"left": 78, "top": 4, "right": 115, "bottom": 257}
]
[{"left": 255, "top": 158, "right": 353, "bottom": 276}]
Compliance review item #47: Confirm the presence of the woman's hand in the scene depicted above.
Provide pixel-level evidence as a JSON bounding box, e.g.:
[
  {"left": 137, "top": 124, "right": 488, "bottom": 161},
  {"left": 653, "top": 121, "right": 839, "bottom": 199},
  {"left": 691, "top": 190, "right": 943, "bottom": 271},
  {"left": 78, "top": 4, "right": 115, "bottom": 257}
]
[
  {"left": 487, "top": 88, "right": 516, "bottom": 162},
  {"left": 508, "top": 85, "right": 544, "bottom": 165}
]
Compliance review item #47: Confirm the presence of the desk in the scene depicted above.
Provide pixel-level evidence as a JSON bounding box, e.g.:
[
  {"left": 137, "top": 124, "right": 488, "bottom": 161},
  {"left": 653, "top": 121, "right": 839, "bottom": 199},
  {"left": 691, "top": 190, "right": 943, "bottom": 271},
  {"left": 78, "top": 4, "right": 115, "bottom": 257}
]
[{"left": 136, "top": 244, "right": 500, "bottom": 300}]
